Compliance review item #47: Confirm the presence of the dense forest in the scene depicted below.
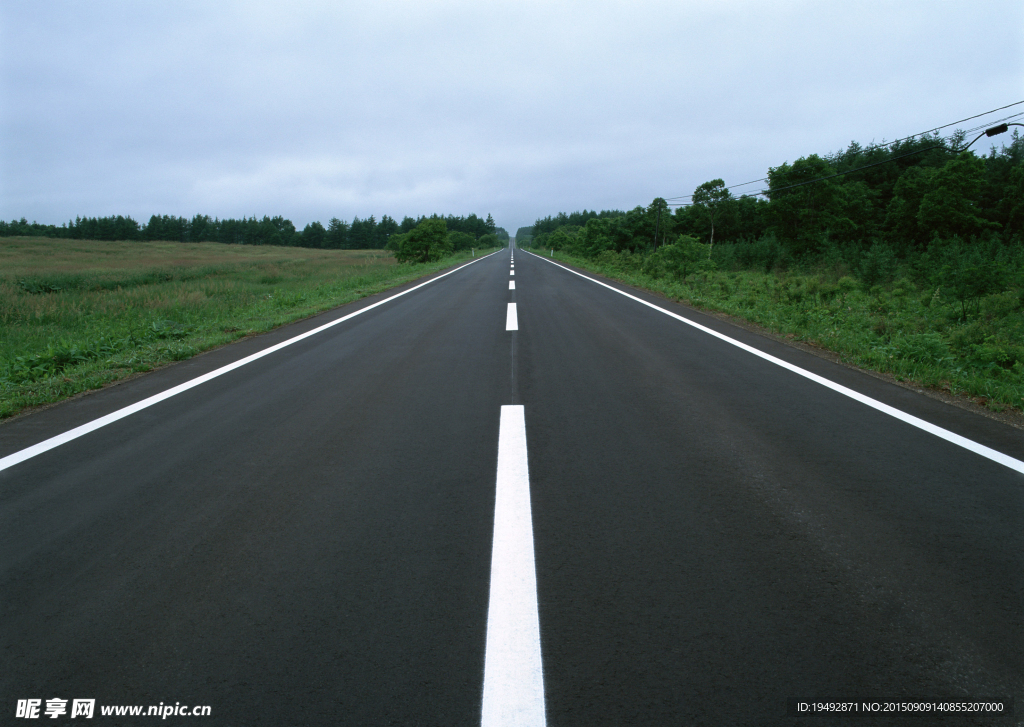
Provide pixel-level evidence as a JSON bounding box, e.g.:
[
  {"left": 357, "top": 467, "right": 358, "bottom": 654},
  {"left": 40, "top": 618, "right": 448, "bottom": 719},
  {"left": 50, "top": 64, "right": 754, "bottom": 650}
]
[
  {"left": 0, "top": 212, "right": 508, "bottom": 250},
  {"left": 514, "top": 226, "right": 534, "bottom": 243},
  {"left": 522, "top": 128, "right": 1023, "bottom": 274}
]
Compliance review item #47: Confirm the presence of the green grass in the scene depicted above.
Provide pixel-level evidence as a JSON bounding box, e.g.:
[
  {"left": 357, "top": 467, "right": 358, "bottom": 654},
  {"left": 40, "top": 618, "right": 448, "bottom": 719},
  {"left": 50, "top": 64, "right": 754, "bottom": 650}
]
[
  {"left": 0, "top": 237, "right": 498, "bottom": 419},
  {"left": 543, "top": 248, "right": 1024, "bottom": 415}
]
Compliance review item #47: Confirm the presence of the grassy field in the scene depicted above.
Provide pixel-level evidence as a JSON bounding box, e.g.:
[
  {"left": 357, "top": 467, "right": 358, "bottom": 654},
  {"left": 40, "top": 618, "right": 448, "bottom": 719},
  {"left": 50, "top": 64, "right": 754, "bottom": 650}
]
[
  {"left": 0, "top": 237, "right": 495, "bottom": 419},
  {"left": 544, "top": 249, "right": 1024, "bottom": 416}
]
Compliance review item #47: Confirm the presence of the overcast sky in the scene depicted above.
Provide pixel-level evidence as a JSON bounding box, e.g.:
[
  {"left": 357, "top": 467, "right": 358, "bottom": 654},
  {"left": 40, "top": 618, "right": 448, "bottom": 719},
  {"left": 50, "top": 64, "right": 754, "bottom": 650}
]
[{"left": 1, "top": 1, "right": 1022, "bottom": 234}]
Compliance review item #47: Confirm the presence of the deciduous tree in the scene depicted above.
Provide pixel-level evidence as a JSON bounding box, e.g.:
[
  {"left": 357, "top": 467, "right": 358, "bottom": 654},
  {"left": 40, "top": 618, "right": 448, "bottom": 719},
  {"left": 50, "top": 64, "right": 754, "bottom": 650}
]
[
  {"left": 396, "top": 218, "right": 451, "bottom": 263},
  {"left": 690, "top": 181, "right": 729, "bottom": 255}
]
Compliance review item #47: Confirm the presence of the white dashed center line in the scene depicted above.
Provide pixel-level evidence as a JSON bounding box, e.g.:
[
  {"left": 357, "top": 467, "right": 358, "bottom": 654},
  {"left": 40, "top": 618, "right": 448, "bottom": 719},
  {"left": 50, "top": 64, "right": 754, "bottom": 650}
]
[
  {"left": 509, "top": 281, "right": 515, "bottom": 290},
  {"left": 481, "top": 405, "right": 546, "bottom": 727},
  {"left": 506, "top": 303, "right": 518, "bottom": 331}
]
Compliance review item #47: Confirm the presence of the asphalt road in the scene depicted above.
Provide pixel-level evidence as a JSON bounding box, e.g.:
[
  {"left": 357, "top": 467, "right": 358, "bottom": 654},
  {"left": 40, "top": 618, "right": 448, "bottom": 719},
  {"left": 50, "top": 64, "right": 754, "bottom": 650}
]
[{"left": 2, "top": 244, "right": 1022, "bottom": 725}]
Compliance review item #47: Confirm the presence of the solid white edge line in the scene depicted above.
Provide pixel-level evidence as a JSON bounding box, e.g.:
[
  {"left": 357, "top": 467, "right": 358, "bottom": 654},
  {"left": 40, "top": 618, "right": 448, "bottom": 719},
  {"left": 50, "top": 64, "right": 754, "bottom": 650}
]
[
  {"left": 523, "top": 250, "right": 1024, "bottom": 475},
  {"left": 0, "top": 250, "right": 504, "bottom": 474},
  {"left": 506, "top": 303, "right": 519, "bottom": 331},
  {"left": 481, "top": 405, "right": 546, "bottom": 727}
]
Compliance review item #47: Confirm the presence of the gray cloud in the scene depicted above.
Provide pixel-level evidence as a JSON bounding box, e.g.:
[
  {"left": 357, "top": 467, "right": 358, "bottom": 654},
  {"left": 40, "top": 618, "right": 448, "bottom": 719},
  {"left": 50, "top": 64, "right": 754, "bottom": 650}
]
[{"left": 2, "top": 0, "right": 1022, "bottom": 233}]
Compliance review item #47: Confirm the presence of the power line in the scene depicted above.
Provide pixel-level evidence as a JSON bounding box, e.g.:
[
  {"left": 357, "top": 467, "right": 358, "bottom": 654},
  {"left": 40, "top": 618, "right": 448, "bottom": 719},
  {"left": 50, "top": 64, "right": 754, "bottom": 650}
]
[
  {"left": 664, "top": 100, "right": 1024, "bottom": 202},
  {"left": 961, "top": 111, "right": 1024, "bottom": 136},
  {"left": 887, "top": 100, "right": 1024, "bottom": 145},
  {"left": 667, "top": 122, "right": 1023, "bottom": 207},
  {"left": 665, "top": 178, "right": 765, "bottom": 202}
]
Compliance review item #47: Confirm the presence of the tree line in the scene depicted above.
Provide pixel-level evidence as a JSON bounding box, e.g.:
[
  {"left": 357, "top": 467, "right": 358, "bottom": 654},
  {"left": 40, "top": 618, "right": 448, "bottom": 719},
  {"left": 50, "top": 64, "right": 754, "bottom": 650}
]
[
  {"left": 523, "top": 129, "right": 1023, "bottom": 261},
  {"left": 0, "top": 212, "right": 509, "bottom": 250}
]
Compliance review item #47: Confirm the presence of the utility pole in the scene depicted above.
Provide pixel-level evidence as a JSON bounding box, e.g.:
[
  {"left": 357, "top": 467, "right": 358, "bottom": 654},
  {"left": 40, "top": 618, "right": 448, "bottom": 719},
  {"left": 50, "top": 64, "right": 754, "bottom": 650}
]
[{"left": 653, "top": 205, "right": 662, "bottom": 251}]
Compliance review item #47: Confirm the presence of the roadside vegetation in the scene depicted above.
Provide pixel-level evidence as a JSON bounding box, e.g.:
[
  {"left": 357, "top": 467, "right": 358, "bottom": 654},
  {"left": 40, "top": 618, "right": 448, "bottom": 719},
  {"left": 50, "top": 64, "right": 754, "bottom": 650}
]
[
  {"left": 1, "top": 229, "right": 501, "bottom": 419},
  {"left": 522, "top": 128, "right": 1024, "bottom": 414}
]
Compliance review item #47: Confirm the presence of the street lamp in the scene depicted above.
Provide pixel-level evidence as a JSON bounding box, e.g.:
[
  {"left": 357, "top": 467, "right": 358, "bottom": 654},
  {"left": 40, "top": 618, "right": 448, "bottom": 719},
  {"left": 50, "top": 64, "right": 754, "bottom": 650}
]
[{"left": 962, "top": 122, "right": 1023, "bottom": 151}]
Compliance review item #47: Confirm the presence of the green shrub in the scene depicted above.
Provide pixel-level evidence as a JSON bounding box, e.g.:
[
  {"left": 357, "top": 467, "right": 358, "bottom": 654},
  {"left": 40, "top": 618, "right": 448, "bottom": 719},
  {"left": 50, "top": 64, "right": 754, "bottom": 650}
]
[
  {"left": 836, "top": 276, "right": 858, "bottom": 294},
  {"left": 644, "top": 236, "right": 709, "bottom": 279},
  {"left": 893, "top": 332, "right": 952, "bottom": 365},
  {"left": 447, "top": 231, "right": 475, "bottom": 251},
  {"left": 396, "top": 219, "right": 452, "bottom": 263},
  {"left": 858, "top": 242, "right": 897, "bottom": 288},
  {"left": 935, "top": 240, "right": 1008, "bottom": 319},
  {"left": 735, "top": 234, "right": 786, "bottom": 273},
  {"left": 980, "top": 290, "right": 1019, "bottom": 319}
]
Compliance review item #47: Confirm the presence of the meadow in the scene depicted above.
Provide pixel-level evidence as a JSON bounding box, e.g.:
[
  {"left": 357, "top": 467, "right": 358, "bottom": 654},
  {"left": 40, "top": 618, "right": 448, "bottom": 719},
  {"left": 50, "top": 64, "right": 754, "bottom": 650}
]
[{"left": 0, "top": 237, "right": 492, "bottom": 419}]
